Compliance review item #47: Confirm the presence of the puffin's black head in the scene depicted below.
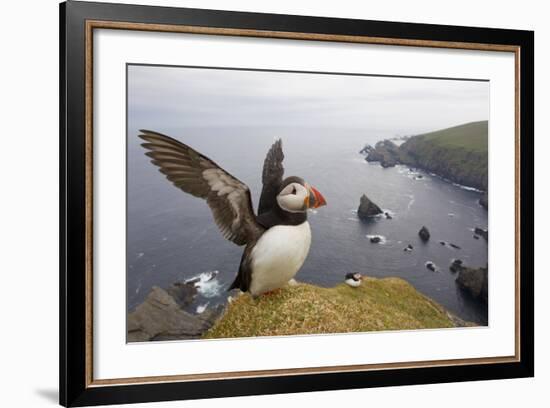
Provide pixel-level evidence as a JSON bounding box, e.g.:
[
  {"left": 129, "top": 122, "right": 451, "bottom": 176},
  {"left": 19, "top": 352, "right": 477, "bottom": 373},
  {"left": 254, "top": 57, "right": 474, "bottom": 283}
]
[{"left": 276, "top": 176, "right": 327, "bottom": 214}]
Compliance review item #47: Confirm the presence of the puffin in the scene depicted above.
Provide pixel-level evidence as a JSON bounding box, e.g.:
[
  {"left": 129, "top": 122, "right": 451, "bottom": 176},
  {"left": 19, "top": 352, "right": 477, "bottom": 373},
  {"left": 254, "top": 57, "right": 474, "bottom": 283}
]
[
  {"left": 344, "top": 273, "right": 363, "bottom": 288},
  {"left": 138, "top": 130, "right": 327, "bottom": 297}
]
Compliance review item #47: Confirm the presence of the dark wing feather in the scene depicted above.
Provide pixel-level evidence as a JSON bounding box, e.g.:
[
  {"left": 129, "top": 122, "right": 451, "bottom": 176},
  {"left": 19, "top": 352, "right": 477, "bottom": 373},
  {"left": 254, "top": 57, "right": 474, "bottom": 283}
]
[
  {"left": 228, "top": 243, "right": 255, "bottom": 292},
  {"left": 257, "top": 139, "right": 285, "bottom": 215},
  {"left": 139, "top": 130, "right": 264, "bottom": 246}
]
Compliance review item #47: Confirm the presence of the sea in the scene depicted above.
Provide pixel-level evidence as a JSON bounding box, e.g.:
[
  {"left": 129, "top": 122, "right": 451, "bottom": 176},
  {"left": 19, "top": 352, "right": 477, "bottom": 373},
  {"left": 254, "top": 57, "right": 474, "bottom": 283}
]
[{"left": 127, "top": 127, "right": 488, "bottom": 325}]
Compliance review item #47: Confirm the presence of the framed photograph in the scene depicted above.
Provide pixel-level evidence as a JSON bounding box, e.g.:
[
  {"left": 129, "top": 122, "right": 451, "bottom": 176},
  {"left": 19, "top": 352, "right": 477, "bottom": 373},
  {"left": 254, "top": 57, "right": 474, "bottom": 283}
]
[{"left": 60, "top": 1, "right": 534, "bottom": 406}]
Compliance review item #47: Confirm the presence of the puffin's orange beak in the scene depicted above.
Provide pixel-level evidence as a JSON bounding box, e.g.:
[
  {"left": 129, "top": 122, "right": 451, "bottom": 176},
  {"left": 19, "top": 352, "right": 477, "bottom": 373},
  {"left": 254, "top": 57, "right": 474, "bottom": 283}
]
[{"left": 306, "top": 184, "right": 327, "bottom": 209}]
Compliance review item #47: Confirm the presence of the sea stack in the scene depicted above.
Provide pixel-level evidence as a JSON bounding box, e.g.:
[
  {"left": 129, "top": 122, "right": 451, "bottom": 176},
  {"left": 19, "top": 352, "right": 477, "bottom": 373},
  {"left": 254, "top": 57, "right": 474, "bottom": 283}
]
[
  {"left": 357, "top": 194, "right": 383, "bottom": 219},
  {"left": 418, "top": 226, "right": 430, "bottom": 242}
]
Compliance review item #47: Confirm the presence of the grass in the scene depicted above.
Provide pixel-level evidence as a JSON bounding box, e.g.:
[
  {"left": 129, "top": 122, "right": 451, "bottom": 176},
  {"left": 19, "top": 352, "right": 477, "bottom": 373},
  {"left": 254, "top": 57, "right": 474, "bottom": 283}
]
[
  {"left": 418, "top": 121, "right": 488, "bottom": 153},
  {"left": 203, "top": 278, "right": 456, "bottom": 339}
]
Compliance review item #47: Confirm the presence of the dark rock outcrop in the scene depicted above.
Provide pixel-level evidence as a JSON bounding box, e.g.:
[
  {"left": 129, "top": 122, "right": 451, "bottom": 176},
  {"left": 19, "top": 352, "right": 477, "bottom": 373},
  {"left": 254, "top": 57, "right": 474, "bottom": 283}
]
[
  {"left": 418, "top": 226, "right": 430, "bottom": 242},
  {"left": 455, "top": 265, "right": 488, "bottom": 303},
  {"left": 364, "top": 140, "right": 401, "bottom": 168},
  {"left": 384, "top": 212, "right": 393, "bottom": 219},
  {"left": 449, "top": 259, "right": 463, "bottom": 273},
  {"left": 425, "top": 261, "right": 436, "bottom": 272},
  {"left": 165, "top": 281, "right": 198, "bottom": 308},
  {"left": 127, "top": 283, "right": 223, "bottom": 342},
  {"left": 474, "top": 227, "right": 488, "bottom": 241},
  {"left": 370, "top": 236, "right": 382, "bottom": 243},
  {"left": 358, "top": 194, "right": 383, "bottom": 219},
  {"left": 479, "top": 192, "right": 488, "bottom": 210}
]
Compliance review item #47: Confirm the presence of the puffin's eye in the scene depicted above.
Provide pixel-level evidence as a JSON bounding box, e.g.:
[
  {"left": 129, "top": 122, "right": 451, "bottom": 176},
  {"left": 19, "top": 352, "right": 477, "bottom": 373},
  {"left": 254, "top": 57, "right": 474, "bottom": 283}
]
[{"left": 291, "top": 186, "right": 297, "bottom": 195}]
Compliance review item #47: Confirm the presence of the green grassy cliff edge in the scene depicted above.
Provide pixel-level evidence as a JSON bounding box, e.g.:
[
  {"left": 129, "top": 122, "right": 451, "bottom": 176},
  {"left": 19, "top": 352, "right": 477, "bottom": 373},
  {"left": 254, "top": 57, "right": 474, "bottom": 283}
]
[{"left": 203, "top": 278, "right": 467, "bottom": 339}]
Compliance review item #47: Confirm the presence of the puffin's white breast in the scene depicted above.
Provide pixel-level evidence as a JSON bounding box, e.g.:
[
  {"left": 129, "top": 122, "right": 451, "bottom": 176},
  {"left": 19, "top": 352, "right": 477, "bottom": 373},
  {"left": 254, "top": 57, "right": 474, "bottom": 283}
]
[
  {"left": 249, "top": 221, "right": 311, "bottom": 296},
  {"left": 345, "top": 278, "right": 361, "bottom": 288}
]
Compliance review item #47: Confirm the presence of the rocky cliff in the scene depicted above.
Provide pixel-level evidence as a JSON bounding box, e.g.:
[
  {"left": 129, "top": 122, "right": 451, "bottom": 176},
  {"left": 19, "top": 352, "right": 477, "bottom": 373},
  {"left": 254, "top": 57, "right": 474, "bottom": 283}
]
[{"left": 361, "top": 121, "right": 488, "bottom": 206}]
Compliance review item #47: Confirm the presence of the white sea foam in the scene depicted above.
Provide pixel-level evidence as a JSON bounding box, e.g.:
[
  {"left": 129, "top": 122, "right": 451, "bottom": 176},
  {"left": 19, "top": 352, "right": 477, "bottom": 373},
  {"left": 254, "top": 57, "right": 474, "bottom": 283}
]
[
  {"left": 452, "top": 182, "right": 483, "bottom": 193},
  {"left": 406, "top": 194, "right": 415, "bottom": 211},
  {"left": 196, "top": 303, "right": 209, "bottom": 314},
  {"left": 366, "top": 234, "right": 387, "bottom": 244},
  {"left": 186, "top": 270, "right": 223, "bottom": 298}
]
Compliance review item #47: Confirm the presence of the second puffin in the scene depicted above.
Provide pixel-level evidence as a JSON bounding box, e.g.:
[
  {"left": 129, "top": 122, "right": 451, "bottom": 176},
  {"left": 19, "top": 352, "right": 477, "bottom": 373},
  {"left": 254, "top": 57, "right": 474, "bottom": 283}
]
[{"left": 139, "top": 131, "right": 327, "bottom": 297}]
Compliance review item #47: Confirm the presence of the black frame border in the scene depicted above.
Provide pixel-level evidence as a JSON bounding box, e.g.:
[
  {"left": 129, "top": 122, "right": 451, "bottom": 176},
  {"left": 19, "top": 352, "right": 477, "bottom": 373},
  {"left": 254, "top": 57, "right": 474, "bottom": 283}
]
[{"left": 60, "top": 1, "right": 534, "bottom": 406}]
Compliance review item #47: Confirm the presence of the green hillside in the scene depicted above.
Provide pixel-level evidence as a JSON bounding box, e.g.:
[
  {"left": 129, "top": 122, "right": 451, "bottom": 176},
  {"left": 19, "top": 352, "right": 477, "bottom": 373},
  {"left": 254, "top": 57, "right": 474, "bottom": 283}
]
[{"left": 415, "top": 121, "right": 488, "bottom": 153}]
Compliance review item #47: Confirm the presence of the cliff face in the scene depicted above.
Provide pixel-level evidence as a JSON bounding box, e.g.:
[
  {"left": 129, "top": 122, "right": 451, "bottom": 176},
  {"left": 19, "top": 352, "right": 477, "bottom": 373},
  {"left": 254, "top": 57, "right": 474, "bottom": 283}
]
[
  {"left": 455, "top": 265, "right": 488, "bottom": 303},
  {"left": 397, "top": 121, "right": 488, "bottom": 191},
  {"left": 203, "top": 278, "right": 468, "bottom": 339},
  {"left": 362, "top": 121, "right": 488, "bottom": 208}
]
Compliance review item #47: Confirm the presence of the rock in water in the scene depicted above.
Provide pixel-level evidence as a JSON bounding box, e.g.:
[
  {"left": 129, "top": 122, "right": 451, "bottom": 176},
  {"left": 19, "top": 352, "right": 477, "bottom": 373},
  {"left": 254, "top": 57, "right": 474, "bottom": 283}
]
[
  {"left": 418, "top": 226, "right": 430, "bottom": 242},
  {"left": 385, "top": 212, "right": 393, "bottom": 219},
  {"left": 127, "top": 286, "right": 223, "bottom": 342},
  {"left": 363, "top": 140, "right": 400, "bottom": 168},
  {"left": 370, "top": 236, "right": 382, "bottom": 243},
  {"left": 449, "top": 259, "right": 463, "bottom": 273},
  {"left": 479, "top": 191, "right": 488, "bottom": 210},
  {"left": 474, "top": 227, "right": 488, "bottom": 241},
  {"left": 425, "top": 261, "right": 436, "bottom": 272},
  {"left": 357, "top": 194, "right": 383, "bottom": 219},
  {"left": 359, "top": 144, "right": 373, "bottom": 155},
  {"left": 455, "top": 265, "right": 488, "bottom": 303}
]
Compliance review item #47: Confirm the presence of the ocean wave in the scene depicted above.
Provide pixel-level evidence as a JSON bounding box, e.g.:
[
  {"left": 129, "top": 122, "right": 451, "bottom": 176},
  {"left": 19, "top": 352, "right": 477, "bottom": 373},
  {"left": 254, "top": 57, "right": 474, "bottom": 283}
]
[
  {"left": 382, "top": 209, "right": 395, "bottom": 216},
  {"left": 451, "top": 182, "right": 483, "bottom": 193},
  {"left": 366, "top": 234, "right": 387, "bottom": 244},
  {"left": 196, "top": 302, "right": 209, "bottom": 314},
  {"left": 185, "top": 270, "right": 223, "bottom": 298},
  {"left": 406, "top": 194, "right": 415, "bottom": 211}
]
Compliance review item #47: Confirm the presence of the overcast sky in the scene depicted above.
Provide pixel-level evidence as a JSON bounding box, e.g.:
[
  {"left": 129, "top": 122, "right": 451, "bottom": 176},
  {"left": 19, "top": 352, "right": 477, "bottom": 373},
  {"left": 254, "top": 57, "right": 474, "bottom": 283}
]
[{"left": 128, "top": 64, "right": 489, "bottom": 136}]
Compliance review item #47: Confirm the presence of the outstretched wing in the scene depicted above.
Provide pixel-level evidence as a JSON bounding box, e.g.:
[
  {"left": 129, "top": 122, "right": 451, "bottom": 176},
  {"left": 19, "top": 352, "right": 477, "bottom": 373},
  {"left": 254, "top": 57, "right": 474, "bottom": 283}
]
[
  {"left": 139, "top": 130, "right": 264, "bottom": 246},
  {"left": 257, "top": 139, "right": 285, "bottom": 215}
]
